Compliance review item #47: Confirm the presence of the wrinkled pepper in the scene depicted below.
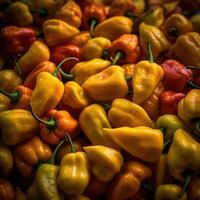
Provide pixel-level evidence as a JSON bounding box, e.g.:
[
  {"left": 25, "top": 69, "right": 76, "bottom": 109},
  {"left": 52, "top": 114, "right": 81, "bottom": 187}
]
[
  {"left": 0, "top": 109, "right": 38, "bottom": 146},
  {"left": 0, "top": 93, "right": 10, "bottom": 112},
  {"left": 188, "top": 176, "right": 200, "bottom": 200},
  {"left": 14, "top": 136, "right": 52, "bottom": 178},
  {"left": 0, "top": 178, "right": 15, "bottom": 200},
  {"left": 84, "top": 145, "right": 124, "bottom": 182},
  {"left": 103, "top": 126, "right": 163, "bottom": 162}
]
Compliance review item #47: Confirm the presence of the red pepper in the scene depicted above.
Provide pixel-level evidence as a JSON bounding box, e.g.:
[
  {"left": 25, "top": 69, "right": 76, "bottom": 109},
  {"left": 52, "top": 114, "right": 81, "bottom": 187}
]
[
  {"left": 160, "top": 90, "right": 185, "bottom": 115},
  {"left": 50, "top": 44, "right": 81, "bottom": 72},
  {"left": 109, "top": 34, "right": 140, "bottom": 65},
  {"left": 29, "top": 105, "right": 79, "bottom": 145},
  {"left": 0, "top": 26, "right": 36, "bottom": 54},
  {"left": 161, "top": 59, "right": 200, "bottom": 92}
]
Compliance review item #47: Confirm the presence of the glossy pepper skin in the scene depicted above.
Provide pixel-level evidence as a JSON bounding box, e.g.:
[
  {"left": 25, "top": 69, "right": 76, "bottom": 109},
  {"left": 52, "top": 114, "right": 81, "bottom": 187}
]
[
  {"left": 108, "top": 98, "right": 153, "bottom": 128},
  {"left": 103, "top": 126, "right": 163, "bottom": 163},
  {"left": 172, "top": 32, "right": 200, "bottom": 67},
  {"left": 54, "top": 1, "right": 82, "bottom": 28},
  {"left": 109, "top": 34, "right": 140, "bottom": 65},
  {"left": 0, "top": 142, "right": 13, "bottom": 176},
  {"left": 4, "top": 2, "right": 33, "bottom": 26},
  {"left": 188, "top": 176, "right": 200, "bottom": 200},
  {"left": 0, "top": 26, "right": 36, "bottom": 54},
  {"left": 94, "top": 16, "right": 133, "bottom": 41},
  {"left": 0, "top": 178, "right": 15, "bottom": 200},
  {"left": 84, "top": 145, "right": 124, "bottom": 182},
  {"left": 0, "top": 94, "right": 11, "bottom": 112},
  {"left": 160, "top": 91, "right": 185, "bottom": 115},
  {"left": 19, "top": 41, "right": 50, "bottom": 74},
  {"left": 14, "top": 136, "right": 52, "bottom": 178},
  {"left": 155, "top": 184, "right": 187, "bottom": 200},
  {"left": 82, "top": 65, "right": 128, "bottom": 102},
  {"left": 42, "top": 19, "right": 80, "bottom": 46},
  {"left": 79, "top": 104, "right": 119, "bottom": 150},
  {"left": 107, "top": 161, "right": 152, "bottom": 200},
  {"left": 0, "top": 109, "right": 38, "bottom": 146}
]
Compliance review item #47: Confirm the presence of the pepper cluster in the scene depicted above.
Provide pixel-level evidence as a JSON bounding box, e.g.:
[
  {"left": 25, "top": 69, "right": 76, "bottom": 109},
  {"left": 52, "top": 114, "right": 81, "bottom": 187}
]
[{"left": 0, "top": 0, "right": 200, "bottom": 200}]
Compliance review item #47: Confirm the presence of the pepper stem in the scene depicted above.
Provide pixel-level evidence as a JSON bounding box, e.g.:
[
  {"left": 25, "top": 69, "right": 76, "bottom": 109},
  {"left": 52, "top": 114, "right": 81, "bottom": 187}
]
[
  {"left": 124, "top": 10, "right": 136, "bottom": 19},
  {"left": 29, "top": 104, "right": 56, "bottom": 129},
  {"left": 14, "top": 60, "right": 22, "bottom": 78},
  {"left": 31, "top": 8, "right": 48, "bottom": 18},
  {"left": 66, "top": 133, "right": 76, "bottom": 153},
  {"left": 96, "top": 101, "right": 111, "bottom": 110},
  {"left": 186, "top": 80, "right": 200, "bottom": 89},
  {"left": 101, "top": 49, "right": 109, "bottom": 60},
  {"left": 147, "top": 41, "right": 154, "bottom": 63},
  {"left": 0, "top": 89, "right": 20, "bottom": 104},
  {"left": 112, "top": 50, "right": 125, "bottom": 65},
  {"left": 125, "top": 76, "right": 132, "bottom": 81},
  {"left": 59, "top": 68, "right": 75, "bottom": 80},
  {"left": 89, "top": 18, "right": 98, "bottom": 38},
  {"left": 187, "top": 66, "right": 200, "bottom": 70},
  {"left": 52, "top": 57, "right": 79, "bottom": 77}
]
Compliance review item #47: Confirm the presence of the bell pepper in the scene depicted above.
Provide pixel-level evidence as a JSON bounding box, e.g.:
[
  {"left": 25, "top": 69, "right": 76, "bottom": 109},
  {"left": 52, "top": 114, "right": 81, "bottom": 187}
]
[
  {"left": 140, "top": 81, "right": 164, "bottom": 120},
  {"left": 0, "top": 85, "right": 32, "bottom": 110},
  {"left": 0, "top": 26, "right": 36, "bottom": 54},
  {"left": 62, "top": 81, "right": 91, "bottom": 110},
  {"left": 27, "top": 139, "right": 65, "bottom": 200},
  {"left": 164, "top": 13, "right": 193, "bottom": 41},
  {"left": 0, "top": 109, "right": 38, "bottom": 146},
  {"left": 29, "top": 104, "right": 79, "bottom": 145},
  {"left": 190, "top": 14, "right": 200, "bottom": 33},
  {"left": 172, "top": 32, "right": 200, "bottom": 67},
  {"left": 79, "top": 104, "right": 119, "bottom": 150},
  {"left": 58, "top": 134, "right": 90, "bottom": 195},
  {"left": 84, "top": 145, "right": 123, "bottom": 182},
  {"left": 139, "top": 22, "right": 171, "bottom": 59},
  {"left": 82, "top": 36, "right": 111, "bottom": 60},
  {"left": 82, "top": 3, "right": 106, "bottom": 36},
  {"left": 109, "top": 34, "right": 140, "bottom": 65},
  {"left": 108, "top": 98, "right": 153, "bottom": 128},
  {"left": 0, "top": 93, "right": 10, "bottom": 112},
  {"left": 0, "top": 142, "right": 13, "bottom": 176},
  {"left": 160, "top": 91, "right": 185, "bottom": 115},
  {"left": 42, "top": 19, "right": 79, "bottom": 46},
  {"left": 54, "top": 1, "right": 82, "bottom": 28},
  {"left": 156, "top": 114, "right": 186, "bottom": 144},
  {"left": 167, "top": 129, "right": 200, "bottom": 196},
  {"left": 82, "top": 65, "right": 128, "bottom": 102},
  {"left": 18, "top": 41, "right": 50, "bottom": 74},
  {"left": 93, "top": 16, "right": 133, "bottom": 41},
  {"left": 0, "top": 178, "right": 15, "bottom": 200},
  {"left": 155, "top": 184, "right": 187, "bottom": 200},
  {"left": 132, "top": 42, "right": 164, "bottom": 104},
  {"left": 30, "top": 57, "right": 77, "bottom": 117},
  {"left": 107, "top": 161, "right": 152, "bottom": 200},
  {"left": 14, "top": 136, "right": 52, "bottom": 178},
  {"left": 188, "top": 176, "right": 200, "bottom": 200},
  {"left": 61, "top": 58, "right": 111, "bottom": 84},
  {"left": 4, "top": 2, "right": 33, "bottom": 26},
  {"left": 178, "top": 89, "right": 200, "bottom": 139},
  {"left": 104, "top": 126, "right": 163, "bottom": 162},
  {"left": 0, "top": 69, "right": 22, "bottom": 92},
  {"left": 50, "top": 44, "right": 81, "bottom": 72}
]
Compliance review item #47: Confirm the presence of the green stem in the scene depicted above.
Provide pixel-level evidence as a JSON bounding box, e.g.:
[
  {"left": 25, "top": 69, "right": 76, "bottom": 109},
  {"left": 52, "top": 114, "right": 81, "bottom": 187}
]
[
  {"left": 96, "top": 101, "right": 111, "bottom": 110},
  {"left": 89, "top": 18, "right": 98, "bottom": 38},
  {"left": 101, "top": 49, "right": 109, "bottom": 60},
  {"left": 186, "top": 80, "right": 200, "bottom": 89},
  {"left": 65, "top": 133, "right": 76, "bottom": 153},
  {"left": 59, "top": 68, "right": 75, "bottom": 80},
  {"left": 124, "top": 10, "right": 137, "bottom": 19},
  {"left": 29, "top": 104, "right": 56, "bottom": 130},
  {"left": 187, "top": 66, "right": 200, "bottom": 70},
  {"left": 0, "top": 88, "right": 20, "bottom": 104},
  {"left": 112, "top": 50, "right": 125, "bottom": 65},
  {"left": 52, "top": 57, "right": 79, "bottom": 77},
  {"left": 31, "top": 8, "right": 48, "bottom": 18},
  {"left": 147, "top": 41, "right": 154, "bottom": 63},
  {"left": 125, "top": 76, "right": 132, "bottom": 81}
]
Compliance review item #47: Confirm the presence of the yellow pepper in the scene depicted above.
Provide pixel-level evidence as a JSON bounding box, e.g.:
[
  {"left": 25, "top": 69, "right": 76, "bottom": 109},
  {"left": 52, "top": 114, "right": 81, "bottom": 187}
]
[
  {"left": 93, "top": 16, "right": 133, "bottom": 41},
  {"left": 84, "top": 145, "right": 124, "bottom": 182},
  {"left": 103, "top": 126, "right": 163, "bottom": 163},
  {"left": 108, "top": 98, "right": 153, "bottom": 128},
  {"left": 54, "top": 1, "right": 82, "bottom": 28},
  {"left": 139, "top": 22, "right": 171, "bottom": 59},
  {"left": 132, "top": 43, "right": 164, "bottom": 104},
  {"left": 58, "top": 135, "right": 90, "bottom": 195},
  {"left": 190, "top": 14, "right": 200, "bottom": 33},
  {"left": 0, "top": 94, "right": 11, "bottom": 113},
  {"left": 19, "top": 41, "right": 50, "bottom": 74},
  {"left": 62, "top": 81, "right": 91, "bottom": 110},
  {"left": 82, "top": 65, "right": 128, "bottom": 102},
  {"left": 42, "top": 19, "right": 80, "bottom": 46},
  {"left": 79, "top": 104, "right": 119, "bottom": 150},
  {"left": 82, "top": 37, "right": 111, "bottom": 60},
  {"left": 172, "top": 32, "right": 200, "bottom": 67},
  {"left": 0, "top": 109, "right": 38, "bottom": 145}
]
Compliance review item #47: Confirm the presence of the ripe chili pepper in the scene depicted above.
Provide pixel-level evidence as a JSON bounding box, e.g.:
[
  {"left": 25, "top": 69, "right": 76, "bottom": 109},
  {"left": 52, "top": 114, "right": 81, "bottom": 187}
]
[
  {"left": 29, "top": 104, "right": 79, "bottom": 145},
  {"left": 50, "top": 44, "right": 81, "bottom": 72},
  {"left": 0, "top": 26, "right": 36, "bottom": 54}
]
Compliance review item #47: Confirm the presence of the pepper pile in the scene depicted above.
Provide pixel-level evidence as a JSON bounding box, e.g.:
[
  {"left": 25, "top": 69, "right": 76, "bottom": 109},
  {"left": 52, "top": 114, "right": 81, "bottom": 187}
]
[{"left": 0, "top": 0, "right": 200, "bottom": 200}]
